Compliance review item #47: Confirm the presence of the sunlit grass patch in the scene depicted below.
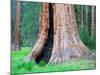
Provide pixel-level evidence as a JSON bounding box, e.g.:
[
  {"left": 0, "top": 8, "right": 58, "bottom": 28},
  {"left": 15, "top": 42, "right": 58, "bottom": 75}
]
[{"left": 11, "top": 47, "right": 96, "bottom": 74}]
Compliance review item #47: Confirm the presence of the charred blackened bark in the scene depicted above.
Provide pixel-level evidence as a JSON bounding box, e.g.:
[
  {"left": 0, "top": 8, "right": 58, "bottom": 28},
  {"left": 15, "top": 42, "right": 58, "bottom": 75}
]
[
  {"left": 28, "top": 3, "right": 50, "bottom": 62},
  {"left": 35, "top": 3, "right": 54, "bottom": 64}
]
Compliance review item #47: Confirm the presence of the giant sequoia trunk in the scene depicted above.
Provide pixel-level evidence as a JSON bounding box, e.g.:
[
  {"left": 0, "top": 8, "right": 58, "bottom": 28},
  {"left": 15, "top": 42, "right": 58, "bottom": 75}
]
[
  {"left": 49, "top": 4, "right": 94, "bottom": 64},
  {"left": 28, "top": 3, "right": 94, "bottom": 64},
  {"left": 28, "top": 3, "right": 50, "bottom": 63}
]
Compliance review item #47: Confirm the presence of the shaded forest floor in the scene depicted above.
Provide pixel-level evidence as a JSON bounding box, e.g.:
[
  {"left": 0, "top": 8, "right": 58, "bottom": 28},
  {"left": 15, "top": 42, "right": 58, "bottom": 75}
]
[{"left": 11, "top": 47, "right": 96, "bottom": 74}]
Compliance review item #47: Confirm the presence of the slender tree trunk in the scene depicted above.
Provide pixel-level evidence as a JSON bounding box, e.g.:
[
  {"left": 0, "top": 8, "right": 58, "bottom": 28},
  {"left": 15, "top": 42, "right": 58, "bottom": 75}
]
[
  {"left": 11, "top": 0, "right": 20, "bottom": 50},
  {"left": 15, "top": 0, "right": 20, "bottom": 50},
  {"left": 86, "top": 6, "right": 88, "bottom": 33},
  {"left": 81, "top": 6, "right": 84, "bottom": 27},
  {"left": 11, "top": 0, "right": 16, "bottom": 50},
  {"left": 91, "top": 6, "right": 95, "bottom": 38},
  {"left": 86, "top": 6, "right": 88, "bottom": 26},
  {"left": 87, "top": 6, "right": 91, "bottom": 36}
]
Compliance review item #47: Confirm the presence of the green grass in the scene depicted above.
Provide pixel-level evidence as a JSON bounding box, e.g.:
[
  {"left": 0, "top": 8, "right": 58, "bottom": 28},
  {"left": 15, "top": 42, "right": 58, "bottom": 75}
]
[{"left": 11, "top": 47, "right": 96, "bottom": 74}]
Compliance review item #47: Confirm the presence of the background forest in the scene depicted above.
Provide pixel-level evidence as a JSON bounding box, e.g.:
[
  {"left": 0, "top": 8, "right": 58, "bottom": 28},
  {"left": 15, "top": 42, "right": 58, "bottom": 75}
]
[{"left": 11, "top": 0, "right": 96, "bottom": 74}]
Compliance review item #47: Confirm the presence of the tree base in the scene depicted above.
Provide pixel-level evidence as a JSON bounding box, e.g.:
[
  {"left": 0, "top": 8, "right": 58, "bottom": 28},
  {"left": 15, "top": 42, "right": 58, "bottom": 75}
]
[
  {"left": 48, "top": 50, "right": 95, "bottom": 64},
  {"left": 48, "top": 47, "right": 95, "bottom": 64},
  {"left": 11, "top": 43, "right": 20, "bottom": 50}
]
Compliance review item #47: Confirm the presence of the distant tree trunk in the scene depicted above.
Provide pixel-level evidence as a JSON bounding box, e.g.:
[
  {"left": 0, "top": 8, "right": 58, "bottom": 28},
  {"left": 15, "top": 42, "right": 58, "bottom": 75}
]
[
  {"left": 11, "top": 0, "right": 16, "bottom": 50},
  {"left": 81, "top": 6, "right": 84, "bottom": 29},
  {"left": 87, "top": 6, "right": 91, "bottom": 36},
  {"left": 91, "top": 6, "right": 95, "bottom": 38},
  {"left": 28, "top": 4, "right": 94, "bottom": 64},
  {"left": 86, "top": 6, "right": 88, "bottom": 33},
  {"left": 11, "top": 0, "right": 20, "bottom": 50}
]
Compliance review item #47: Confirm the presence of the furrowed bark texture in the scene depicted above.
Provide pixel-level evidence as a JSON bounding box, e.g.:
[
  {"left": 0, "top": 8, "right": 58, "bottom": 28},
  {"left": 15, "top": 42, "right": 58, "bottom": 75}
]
[
  {"left": 28, "top": 3, "right": 94, "bottom": 64},
  {"left": 28, "top": 3, "right": 50, "bottom": 61},
  {"left": 35, "top": 3, "right": 54, "bottom": 64},
  {"left": 48, "top": 4, "right": 94, "bottom": 64}
]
